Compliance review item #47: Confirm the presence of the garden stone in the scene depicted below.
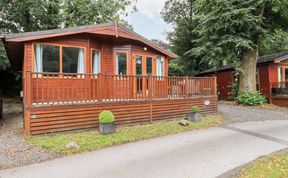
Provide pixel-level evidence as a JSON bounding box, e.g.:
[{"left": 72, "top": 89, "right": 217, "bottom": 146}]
[
  {"left": 66, "top": 142, "right": 80, "bottom": 150},
  {"left": 179, "top": 119, "right": 189, "bottom": 126}
]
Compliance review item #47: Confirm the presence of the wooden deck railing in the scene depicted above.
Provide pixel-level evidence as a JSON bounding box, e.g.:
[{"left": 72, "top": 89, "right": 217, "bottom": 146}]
[
  {"left": 271, "top": 82, "right": 288, "bottom": 96},
  {"left": 25, "top": 71, "right": 217, "bottom": 106}
]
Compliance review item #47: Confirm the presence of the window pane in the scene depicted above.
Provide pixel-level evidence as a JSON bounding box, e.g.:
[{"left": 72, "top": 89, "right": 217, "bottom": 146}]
[
  {"left": 146, "top": 57, "right": 152, "bottom": 75},
  {"left": 42, "top": 45, "right": 60, "bottom": 73},
  {"left": 156, "top": 57, "right": 164, "bottom": 76},
  {"left": 136, "top": 56, "right": 142, "bottom": 75},
  {"left": 62, "top": 47, "right": 82, "bottom": 73},
  {"left": 92, "top": 50, "right": 101, "bottom": 74},
  {"left": 117, "top": 53, "right": 127, "bottom": 75}
]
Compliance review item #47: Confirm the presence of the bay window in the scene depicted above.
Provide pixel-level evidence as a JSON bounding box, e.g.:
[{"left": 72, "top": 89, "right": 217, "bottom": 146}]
[
  {"left": 116, "top": 53, "right": 127, "bottom": 75},
  {"left": 34, "top": 44, "right": 85, "bottom": 74}
]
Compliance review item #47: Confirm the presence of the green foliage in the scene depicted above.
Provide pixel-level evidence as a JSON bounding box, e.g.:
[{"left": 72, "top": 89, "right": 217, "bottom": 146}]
[
  {"left": 0, "top": 0, "right": 134, "bottom": 73},
  {"left": 191, "top": 106, "right": 200, "bottom": 113},
  {"left": 239, "top": 151, "right": 288, "bottom": 178},
  {"left": 29, "top": 115, "right": 222, "bottom": 155},
  {"left": 99, "top": 110, "right": 115, "bottom": 124},
  {"left": 62, "top": 0, "right": 135, "bottom": 28},
  {"left": 259, "top": 29, "right": 288, "bottom": 56},
  {"left": 161, "top": 0, "right": 211, "bottom": 76},
  {"left": 236, "top": 91, "right": 267, "bottom": 106}
]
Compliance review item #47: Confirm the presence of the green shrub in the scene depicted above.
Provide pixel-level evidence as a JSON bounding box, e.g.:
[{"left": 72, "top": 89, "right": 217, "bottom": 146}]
[
  {"left": 191, "top": 106, "right": 200, "bottom": 113},
  {"left": 236, "top": 91, "right": 267, "bottom": 106},
  {"left": 99, "top": 110, "right": 115, "bottom": 124}
]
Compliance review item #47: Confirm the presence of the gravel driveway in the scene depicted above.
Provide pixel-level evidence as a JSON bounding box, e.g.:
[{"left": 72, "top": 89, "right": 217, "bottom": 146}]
[
  {"left": 0, "top": 99, "right": 60, "bottom": 170},
  {"left": 219, "top": 103, "right": 288, "bottom": 123}
]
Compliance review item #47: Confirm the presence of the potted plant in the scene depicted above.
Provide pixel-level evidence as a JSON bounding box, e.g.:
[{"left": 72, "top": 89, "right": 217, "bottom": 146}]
[
  {"left": 99, "top": 110, "right": 116, "bottom": 134},
  {"left": 188, "top": 106, "right": 201, "bottom": 121}
]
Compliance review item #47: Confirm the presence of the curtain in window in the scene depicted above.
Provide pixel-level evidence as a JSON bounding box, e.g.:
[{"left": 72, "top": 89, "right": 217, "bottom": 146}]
[
  {"left": 77, "top": 49, "right": 84, "bottom": 74},
  {"left": 93, "top": 52, "right": 100, "bottom": 74},
  {"left": 34, "top": 44, "right": 43, "bottom": 72},
  {"left": 156, "top": 57, "right": 164, "bottom": 77}
]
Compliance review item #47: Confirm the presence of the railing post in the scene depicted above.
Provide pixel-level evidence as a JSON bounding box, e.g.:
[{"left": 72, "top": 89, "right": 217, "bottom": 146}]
[
  {"left": 213, "top": 76, "right": 217, "bottom": 97},
  {"left": 98, "top": 74, "right": 102, "bottom": 102},
  {"left": 142, "top": 75, "right": 146, "bottom": 98},
  {"left": 148, "top": 75, "right": 152, "bottom": 99},
  {"left": 185, "top": 76, "right": 189, "bottom": 98},
  {"left": 26, "top": 71, "right": 32, "bottom": 107},
  {"left": 24, "top": 71, "right": 32, "bottom": 136}
]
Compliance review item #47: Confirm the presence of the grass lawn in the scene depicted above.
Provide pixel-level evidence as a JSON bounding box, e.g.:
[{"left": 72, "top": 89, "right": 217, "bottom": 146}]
[
  {"left": 28, "top": 115, "right": 222, "bottom": 155},
  {"left": 239, "top": 151, "right": 288, "bottom": 178}
]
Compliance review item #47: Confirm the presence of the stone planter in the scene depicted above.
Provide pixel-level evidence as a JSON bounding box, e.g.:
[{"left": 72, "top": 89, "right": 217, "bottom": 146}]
[
  {"left": 188, "top": 113, "right": 201, "bottom": 122},
  {"left": 99, "top": 122, "right": 116, "bottom": 134}
]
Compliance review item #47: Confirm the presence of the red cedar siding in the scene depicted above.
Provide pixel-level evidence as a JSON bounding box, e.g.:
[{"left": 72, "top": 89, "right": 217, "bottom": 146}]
[
  {"left": 216, "top": 71, "right": 233, "bottom": 100},
  {"left": 258, "top": 64, "right": 270, "bottom": 98}
]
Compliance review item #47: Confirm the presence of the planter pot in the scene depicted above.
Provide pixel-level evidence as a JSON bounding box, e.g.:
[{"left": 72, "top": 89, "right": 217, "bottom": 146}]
[
  {"left": 188, "top": 113, "right": 201, "bottom": 122},
  {"left": 99, "top": 122, "right": 116, "bottom": 134}
]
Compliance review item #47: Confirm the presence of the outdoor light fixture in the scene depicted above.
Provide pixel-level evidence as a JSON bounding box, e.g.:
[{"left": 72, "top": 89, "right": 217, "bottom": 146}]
[{"left": 143, "top": 47, "right": 147, "bottom": 51}]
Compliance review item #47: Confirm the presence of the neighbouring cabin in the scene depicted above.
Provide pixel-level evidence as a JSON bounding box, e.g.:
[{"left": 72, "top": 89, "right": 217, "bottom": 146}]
[
  {"left": 198, "top": 51, "right": 288, "bottom": 107},
  {"left": 2, "top": 23, "right": 217, "bottom": 135}
]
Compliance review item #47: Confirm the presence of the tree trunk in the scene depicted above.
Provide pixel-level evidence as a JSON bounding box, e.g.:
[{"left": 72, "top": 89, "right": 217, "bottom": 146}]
[{"left": 238, "top": 48, "right": 258, "bottom": 94}]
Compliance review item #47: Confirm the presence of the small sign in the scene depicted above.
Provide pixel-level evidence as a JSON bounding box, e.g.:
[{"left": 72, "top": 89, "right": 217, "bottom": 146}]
[{"left": 204, "top": 100, "right": 210, "bottom": 106}]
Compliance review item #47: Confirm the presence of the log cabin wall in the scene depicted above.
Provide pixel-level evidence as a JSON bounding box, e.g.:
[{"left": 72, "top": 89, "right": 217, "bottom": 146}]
[
  {"left": 22, "top": 33, "right": 175, "bottom": 135},
  {"left": 29, "top": 97, "right": 217, "bottom": 135}
]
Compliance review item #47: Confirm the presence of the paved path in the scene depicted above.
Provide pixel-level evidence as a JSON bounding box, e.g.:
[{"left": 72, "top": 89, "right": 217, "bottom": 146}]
[
  {"left": 219, "top": 103, "right": 288, "bottom": 123},
  {"left": 1, "top": 119, "right": 288, "bottom": 178}
]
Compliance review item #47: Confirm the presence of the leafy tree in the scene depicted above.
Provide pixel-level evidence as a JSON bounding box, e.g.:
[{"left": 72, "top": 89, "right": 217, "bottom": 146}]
[
  {"left": 192, "top": 0, "right": 288, "bottom": 94},
  {"left": 63, "top": 0, "right": 136, "bottom": 28},
  {"left": 259, "top": 29, "right": 288, "bottom": 56},
  {"left": 162, "top": 0, "right": 210, "bottom": 76}
]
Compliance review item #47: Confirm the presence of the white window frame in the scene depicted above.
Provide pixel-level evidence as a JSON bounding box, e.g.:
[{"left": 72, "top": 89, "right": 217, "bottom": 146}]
[
  {"left": 92, "top": 50, "right": 101, "bottom": 74},
  {"left": 116, "top": 53, "right": 127, "bottom": 75},
  {"left": 156, "top": 56, "right": 164, "bottom": 77}
]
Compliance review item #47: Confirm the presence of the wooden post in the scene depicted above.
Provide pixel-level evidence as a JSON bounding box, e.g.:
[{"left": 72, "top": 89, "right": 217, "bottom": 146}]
[
  {"left": 148, "top": 76, "right": 153, "bottom": 99},
  {"left": 98, "top": 74, "right": 102, "bottom": 102},
  {"left": 142, "top": 76, "right": 146, "bottom": 99},
  {"left": 185, "top": 76, "right": 189, "bottom": 98},
  {"left": 150, "top": 101, "right": 153, "bottom": 123},
  {"left": 26, "top": 71, "right": 32, "bottom": 107},
  {"left": 213, "top": 76, "right": 217, "bottom": 97},
  {"left": 24, "top": 71, "right": 32, "bottom": 136}
]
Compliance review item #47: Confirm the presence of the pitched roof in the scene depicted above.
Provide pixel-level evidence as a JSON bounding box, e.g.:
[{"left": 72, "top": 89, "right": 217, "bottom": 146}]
[
  {"left": 2, "top": 22, "right": 176, "bottom": 58},
  {"left": 198, "top": 51, "right": 288, "bottom": 75}
]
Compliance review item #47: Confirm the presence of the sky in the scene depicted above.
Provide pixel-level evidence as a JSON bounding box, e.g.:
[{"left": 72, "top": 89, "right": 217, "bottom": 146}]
[{"left": 125, "top": 0, "right": 173, "bottom": 42}]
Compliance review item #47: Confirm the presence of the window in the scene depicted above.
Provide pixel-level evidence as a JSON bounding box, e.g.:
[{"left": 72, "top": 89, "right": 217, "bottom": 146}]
[
  {"left": 92, "top": 50, "right": 101, "bottom": 74},
  {"left": 116, "top": 53, "right": 127, "bottom": 75},
  {"left": 62, "top": 47, "right": 84, "bottom": 73},
  {"left": 136, "top": 56, "right": 142, "bottom": 75},
  {"left": 156, "top": 57, "right": 164, "bottom": 77},
  {"left": 34, "top": 44, "right": 85, "bottom": 74},
  {"left": 146, "top": 57, "right": 152, "bottom": 76},
  {"left": 34, "top": 44, "right": 60, "bottom": 73},
  {"left": 278, "top": 67, "right": 283, "bottom": 82}
]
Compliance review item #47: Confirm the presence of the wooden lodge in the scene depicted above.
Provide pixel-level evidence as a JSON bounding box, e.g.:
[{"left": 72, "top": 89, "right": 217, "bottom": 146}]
[
  {"left": 198, "top": 51, "right": 288, "bottom": 107},
  {"left": 2, "top": 23, "right": 217, "bottom": 135}
]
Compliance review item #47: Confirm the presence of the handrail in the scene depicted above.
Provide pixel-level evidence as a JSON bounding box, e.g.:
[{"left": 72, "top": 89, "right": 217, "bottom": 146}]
[{"left": 27, "top": 72, "right": 217, "bottom": 106}]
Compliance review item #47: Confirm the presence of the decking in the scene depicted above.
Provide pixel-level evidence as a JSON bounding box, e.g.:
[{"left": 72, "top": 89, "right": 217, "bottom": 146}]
[{"left": 24, "top": 73, "right": 217, "bottom": 135}]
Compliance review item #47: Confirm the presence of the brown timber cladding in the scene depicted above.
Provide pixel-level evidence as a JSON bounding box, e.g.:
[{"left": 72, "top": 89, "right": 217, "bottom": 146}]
[{"left": 28, "top": 97, "right": 217, "bottom": 135}]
